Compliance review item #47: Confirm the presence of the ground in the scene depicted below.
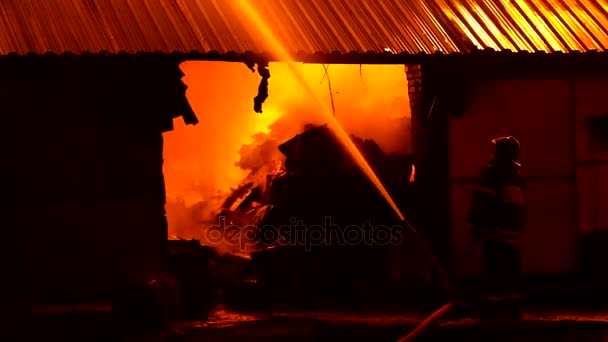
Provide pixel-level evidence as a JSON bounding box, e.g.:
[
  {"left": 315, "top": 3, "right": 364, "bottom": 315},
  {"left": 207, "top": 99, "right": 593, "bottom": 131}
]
[
  {"left": 27, "top": 304, "right": 608, "bottom": 342},
  {"left": 159, "top": 308, "right": 608, "bottom": 341}
]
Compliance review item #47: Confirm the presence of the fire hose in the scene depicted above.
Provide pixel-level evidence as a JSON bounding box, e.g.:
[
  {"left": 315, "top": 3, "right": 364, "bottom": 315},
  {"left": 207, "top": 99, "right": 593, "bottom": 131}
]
[
  {"left": 396, "top": 221, "right": 501, "bottom": 341},
  {"left": 394, "top": 94, "right": 458, "bottom": 341},
  {"left": 395, "top": 218, "right": 461, "bottom": 342}
]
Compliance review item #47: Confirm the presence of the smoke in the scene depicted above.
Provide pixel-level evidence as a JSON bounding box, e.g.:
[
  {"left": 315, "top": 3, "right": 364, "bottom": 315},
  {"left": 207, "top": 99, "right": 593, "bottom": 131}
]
[
  {"left": 308, "top": 63, "right": 412, "bottom": 155},
  {"left": 163, "top": 61, "right": 411, "bottom": 247}
]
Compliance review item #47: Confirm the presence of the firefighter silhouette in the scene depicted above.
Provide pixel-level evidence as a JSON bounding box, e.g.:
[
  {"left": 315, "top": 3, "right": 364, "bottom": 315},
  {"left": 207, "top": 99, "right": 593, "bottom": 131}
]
[{"left": 468, "top": 136, "right": 526, "bottom": 318}]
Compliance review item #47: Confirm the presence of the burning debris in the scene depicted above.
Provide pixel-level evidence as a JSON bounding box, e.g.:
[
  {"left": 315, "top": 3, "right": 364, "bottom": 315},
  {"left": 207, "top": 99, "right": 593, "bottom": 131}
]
[
  {"left": 165, "top": 62, "right": 412, "bottom": 245},
  {"left": 184, "top": 123, "right": 414, "bottom": 251},
  {"left": 163, "top": 62, "right": 418, "bottom": 309},
  {"left": 165, "top": 121, "right": 420, "bottom": 310}
]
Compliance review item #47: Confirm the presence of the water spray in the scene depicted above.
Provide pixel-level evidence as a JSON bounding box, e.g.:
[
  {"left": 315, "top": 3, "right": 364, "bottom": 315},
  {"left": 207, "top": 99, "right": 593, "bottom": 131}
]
[
  {"left": 236, "top": 0, "right": 449, "bottom": 285},
  {"left": 236, "top": 1, "right": 455, "bottom": 339}
]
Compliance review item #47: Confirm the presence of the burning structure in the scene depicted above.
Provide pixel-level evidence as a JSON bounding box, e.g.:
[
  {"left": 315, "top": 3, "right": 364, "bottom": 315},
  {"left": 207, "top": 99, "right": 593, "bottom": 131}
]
[
  {"left": 163, "top": 62, "right": 412, "bottom": 251},
  {"left": 1, "top": 0, "right": 608, "bottom": 335},
  {"left": 161, "top": 61, "right": 417, "bottom": 308}
]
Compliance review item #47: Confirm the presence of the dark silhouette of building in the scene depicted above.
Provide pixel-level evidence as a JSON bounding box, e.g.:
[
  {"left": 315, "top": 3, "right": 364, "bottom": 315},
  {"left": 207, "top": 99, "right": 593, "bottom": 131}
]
[{"left": 0, "top": 1, "right": 607, "bottom": 334}]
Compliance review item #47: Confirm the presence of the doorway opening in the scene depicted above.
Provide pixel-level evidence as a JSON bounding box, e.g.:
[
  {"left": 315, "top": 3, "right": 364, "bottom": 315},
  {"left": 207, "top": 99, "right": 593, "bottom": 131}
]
[{"left": 163, "top": 61, "right": 413, "bottom": 256}]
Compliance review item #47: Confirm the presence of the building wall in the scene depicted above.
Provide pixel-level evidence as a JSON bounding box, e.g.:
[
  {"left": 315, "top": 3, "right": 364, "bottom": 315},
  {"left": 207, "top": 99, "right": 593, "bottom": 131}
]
[
  {"left": 574, "top": 78, "right": 608, "bottom": 233},
  {"left": 448, "top": 78, "right": 602, "bottom": 277},
  {"left": 12, "top": 84, "right": 167, "bottom": 301},
  {"left": 0, "top": 56, "right": 192, "bottom": 303},
  {"left": 574, "top": 78, "right": 608, "bottom": 280},
  {"left": 408, "top": 64, "right": 453, "bottom": 269}
]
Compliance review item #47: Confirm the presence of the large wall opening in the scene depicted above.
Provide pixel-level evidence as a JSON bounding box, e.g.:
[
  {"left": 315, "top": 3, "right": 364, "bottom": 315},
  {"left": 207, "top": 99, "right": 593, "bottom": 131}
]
[{"left": 163, "top": 61, "right": 412, "bottom": 256}]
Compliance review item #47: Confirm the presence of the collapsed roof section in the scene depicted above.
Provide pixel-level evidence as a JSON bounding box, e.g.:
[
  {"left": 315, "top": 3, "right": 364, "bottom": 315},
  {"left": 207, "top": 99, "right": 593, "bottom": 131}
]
[{"left": 0, "top": 0, "right": 607, "bottom": 59}]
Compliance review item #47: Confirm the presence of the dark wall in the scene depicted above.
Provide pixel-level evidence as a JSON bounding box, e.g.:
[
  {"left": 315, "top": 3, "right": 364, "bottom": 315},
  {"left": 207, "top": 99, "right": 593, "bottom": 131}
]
[
  {"left": 449, "top": 76, "right": 608, "bottom": 279},
  {"left": 407, "top": 64, "right": 452, "bottom": 272},
  {"left": 0, "top": 54, "right": 195, "bottom": 303},
  {"left": 449, "top": 79, "right": 577, "bottom": 276},
  {"left": 0, "top": 80, "right": 18, "bottom": 333},
  {"left": 573, "top": 78, "right": 608, "bottom": 283},
  {"left": 418, "top": 54, "right": 608, "bottom": 279}
]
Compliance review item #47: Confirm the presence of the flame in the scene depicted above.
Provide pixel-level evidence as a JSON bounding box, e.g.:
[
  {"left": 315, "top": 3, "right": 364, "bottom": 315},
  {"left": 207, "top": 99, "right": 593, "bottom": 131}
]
[
  {"left": 235, "top": 0, "right": 407, "bottom": 222},
  {"left": 162, "top": 60, "right": 411, "bottom": 247}
]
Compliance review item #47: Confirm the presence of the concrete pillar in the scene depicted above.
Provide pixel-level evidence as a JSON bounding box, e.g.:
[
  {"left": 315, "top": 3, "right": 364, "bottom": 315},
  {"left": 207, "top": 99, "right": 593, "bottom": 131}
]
[{"left": 406, "top": 63, "right": 454, "bottom": 273}]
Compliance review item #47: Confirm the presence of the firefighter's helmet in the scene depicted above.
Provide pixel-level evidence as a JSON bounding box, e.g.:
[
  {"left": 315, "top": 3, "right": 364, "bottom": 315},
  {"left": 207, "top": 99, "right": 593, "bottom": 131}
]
[{"left": 492, "top": 136, "right": 520, "bottom": 161}]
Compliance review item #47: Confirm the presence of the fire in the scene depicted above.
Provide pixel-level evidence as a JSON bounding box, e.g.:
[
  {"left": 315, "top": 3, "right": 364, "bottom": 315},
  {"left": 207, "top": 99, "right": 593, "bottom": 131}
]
[{"left": 163, "top": 61, "right": 411, "bottom": 252}]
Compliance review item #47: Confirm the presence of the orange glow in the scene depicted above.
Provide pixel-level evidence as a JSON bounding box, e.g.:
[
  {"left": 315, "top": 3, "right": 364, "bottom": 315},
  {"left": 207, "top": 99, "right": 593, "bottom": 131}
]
[
  {"left": 439, "top": 0, "right": 608, "bottom": 52},
  {"left": 483, "top": 1, "right": 535, "bottom": 51},
  {"left": 163, "top": 61, "right": 410, "bottom": 244},
  {"left": 235, "top": 0, "right": 406, "bottom": 222},
  {"left": 435, "top": 0, "right": 485, "bottom": 49},
  {"left": 454, "top": 2, "right": 502, "bottom": 51},
  {"left": 508, "top": 0, "right": 565, "bottom": 51},
  {"left": 0, "top": 0, "right": 606, "bottom": 55}
]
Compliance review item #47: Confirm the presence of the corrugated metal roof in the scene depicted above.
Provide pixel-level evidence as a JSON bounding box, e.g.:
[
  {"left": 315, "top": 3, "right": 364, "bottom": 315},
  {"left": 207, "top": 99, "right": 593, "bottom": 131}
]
[
  {"left": 439, "top": 0, "right": 608, "bottom": 52},
  {"left": 0, "top": 0, "right": 607, "bottom": 56}
]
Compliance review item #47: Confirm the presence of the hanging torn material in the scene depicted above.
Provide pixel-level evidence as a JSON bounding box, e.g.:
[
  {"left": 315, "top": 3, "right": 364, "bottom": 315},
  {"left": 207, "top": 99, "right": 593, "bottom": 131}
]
[{"left": 248, "top": 60, "right": 270, "bottom": 114}]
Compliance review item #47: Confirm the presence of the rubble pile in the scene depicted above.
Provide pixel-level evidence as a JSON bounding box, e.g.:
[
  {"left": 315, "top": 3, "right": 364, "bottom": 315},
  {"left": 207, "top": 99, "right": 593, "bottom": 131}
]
[
  {"left": 167, "top": 240, "right": 214, "bottom": 319},
  {"left": 229, "top": 125, "right": 415, "bottom": 307},
  {"left": 166, "top": 124, "right": 429, "bottom": 311}
]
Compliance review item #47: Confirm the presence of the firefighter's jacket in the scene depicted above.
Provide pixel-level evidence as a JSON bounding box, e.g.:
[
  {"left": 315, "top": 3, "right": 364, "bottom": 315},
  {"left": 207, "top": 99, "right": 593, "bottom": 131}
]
[{"left": 468, "top": 161, "right": 526, "bottom": 245}]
